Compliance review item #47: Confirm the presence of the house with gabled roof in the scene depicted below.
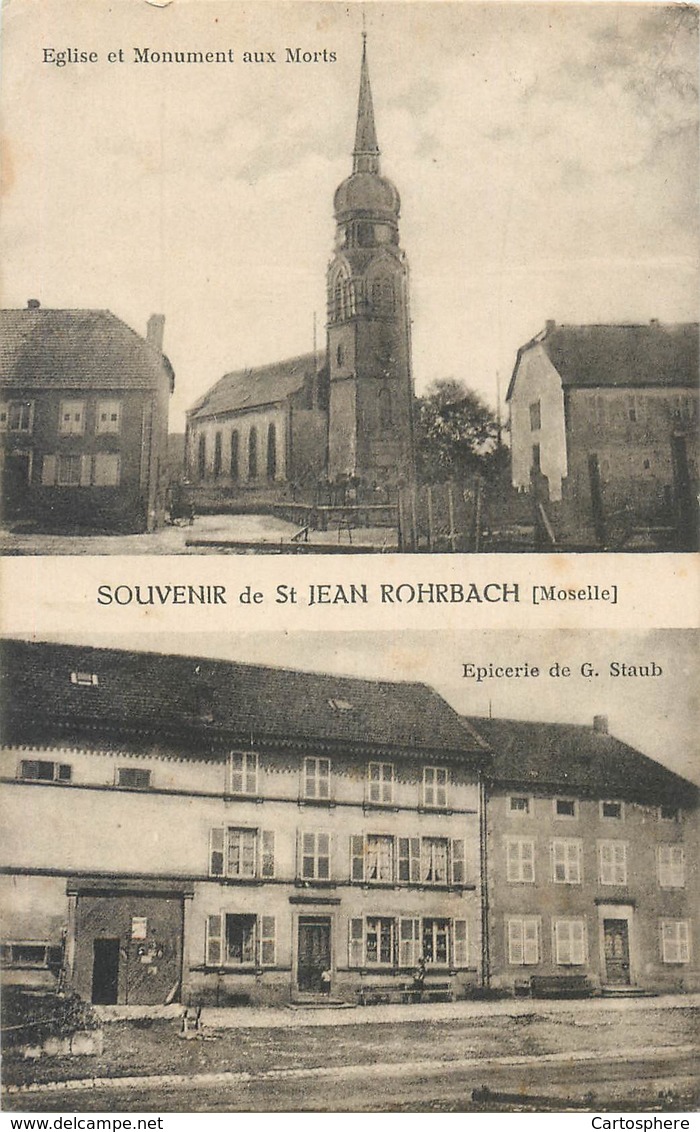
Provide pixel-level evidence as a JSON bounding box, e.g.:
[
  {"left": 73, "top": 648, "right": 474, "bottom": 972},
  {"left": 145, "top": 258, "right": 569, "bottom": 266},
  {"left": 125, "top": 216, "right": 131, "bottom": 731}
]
[
  {"left": 507, "top": 320, "right": 699, "bottom": 547},
  {"left": 0, "top": 639, "right": 488, "bottom": 1006},
  {"left": 0, "top": 303, "right": 174, "bottom": 532},
  {"left": 467, "top": 713, "right": 699, "bottom": 995}
]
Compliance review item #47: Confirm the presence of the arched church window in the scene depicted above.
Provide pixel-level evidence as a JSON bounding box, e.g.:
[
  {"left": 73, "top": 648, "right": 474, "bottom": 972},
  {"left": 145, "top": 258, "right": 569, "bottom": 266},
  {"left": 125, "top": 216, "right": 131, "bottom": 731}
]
[
  {"left": 379, "top": 385, "right": 393, "bottom": 430},
  {"left": 197, "top": 434, "right": 207, "bottom": 480},
  {"left": 213, "top": 431, "right": 223, "bottom": 477},
  {"left": 267, "top": 423, "right": 277, "bottom": 480},
  {"left": 372, "top": 281, "right": 383, "bottom": 309},
  {"left": 248, "top": 427, "right": 258, "bottom": 479},
  {"left": 337, "top": 343, "right": 345, "bottom": 367},
  {"left": 230, "top": 430, "right": 239, "bottom": 481},
  {"left": 383, "top": 280, "right": 395, "bottom": 311},
  {"left": 334, "top": 280, "right": 343, "bottom": 322}
]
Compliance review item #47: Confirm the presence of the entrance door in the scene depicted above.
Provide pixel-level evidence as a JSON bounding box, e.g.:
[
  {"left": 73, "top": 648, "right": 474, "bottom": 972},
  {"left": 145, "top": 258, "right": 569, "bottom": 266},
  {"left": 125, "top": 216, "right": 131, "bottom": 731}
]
[
  {"left": 92, "top": 938, "right": 120, "bottom": 1004},
  {"left": 297, "top": 917, "right": 331, "bottom": 993},
  {"left": 2, "top": 453, "right": 31, "bottom": 519},
  {"left": 603, "top": 919, "right": 631, "bottom": 985}
]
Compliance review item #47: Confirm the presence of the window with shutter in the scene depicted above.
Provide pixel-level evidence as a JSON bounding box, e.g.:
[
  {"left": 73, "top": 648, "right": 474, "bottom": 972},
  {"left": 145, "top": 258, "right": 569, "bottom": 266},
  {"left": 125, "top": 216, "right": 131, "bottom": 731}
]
[
  {"left": 554, "top": 919, "right": 586, "bottom": 965},
  {"left": 397, "top": 837, "right": 420, "bottom": 883},
  {"left": 451, "top": 839, "right": 466, "bottom": 885},
  {"left": 261, "top": 831, "right": 275, "bottom": 878},
  {"left": 350, "top": 835, "right": 365, "bottom": 882},
  {"left": 366, "top": 835, "right": 393, "bottom": 882},
  {"left": 41, "top": 455, "right": 57, "bottom": 486},
  {"left": 260, "top": 916, "right": 276, "bottom": 965},
  {"left": 506, "top": 838, "right": 535, "bottom": 883},
  {"left": 93, "top": 454, "right": 120, "bottom": 487},
  {"left": 300, "top": 831, "right": 331, "bottom": 880},
  {"left": 421, "top": 837, "right": 449, "bottom": 884},
  {"left": 348, "top": 918, "right": 364, "bottom": 967},
  {"left": 367, "top": 762, "right": 394, "bottom": 804},
  {"left": 423, "top": 766, "right": 448, "bottom": 808},
  {"left": 599, "top": 841, "right": 627, "bottom": 885},
  {"left": 552, "top": 839, "right": 581, "bottom": 883},
  {"left": 303, "top": 757, "right": 331, "bottom": 800},
  {"left": 661, "top": 920, "right": 690, "bottom": 964},
  {"left": 658, "top": 846, "right": 684, "bottom": 888},
  {"left": 453, "top": 919, "right": 468, "bottom": 967},
  {"left": 399, "top": 917, "right": 420, "bottom": 968},
  {"left": 209, "top": 828, "right": 225, "bottom": 876},
  {"left": 229, "top": 751, "right": 258, "bottom": 795},
  {"left": 507, "top": 918, "right": 539, "bottom": 965},
  {"left": 205, "top": 914, "right": 222, "bottom": 966}
]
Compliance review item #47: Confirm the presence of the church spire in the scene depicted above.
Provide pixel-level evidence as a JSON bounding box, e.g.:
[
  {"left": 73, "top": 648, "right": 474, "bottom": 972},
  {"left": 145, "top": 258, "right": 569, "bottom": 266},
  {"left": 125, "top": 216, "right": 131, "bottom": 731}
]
[{"left": 353, "top": 34, "right": 380, "bottom": 174}]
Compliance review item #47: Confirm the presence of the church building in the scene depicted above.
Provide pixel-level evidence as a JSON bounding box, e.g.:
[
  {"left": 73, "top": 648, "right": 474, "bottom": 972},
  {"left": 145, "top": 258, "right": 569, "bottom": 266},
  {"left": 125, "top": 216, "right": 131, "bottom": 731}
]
[{"left": 185, "top": 37, "right": 415, "bottom": 504}]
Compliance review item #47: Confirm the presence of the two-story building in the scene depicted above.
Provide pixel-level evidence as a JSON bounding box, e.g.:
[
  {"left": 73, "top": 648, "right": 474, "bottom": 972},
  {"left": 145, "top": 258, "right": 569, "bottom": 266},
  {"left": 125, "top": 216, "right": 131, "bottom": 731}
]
[
  {"left": 0, "top": 639, "right": 488, "bottom": 1006},
  {"left": 469, "top": 714, "right": 699, "bottom": 995},
  {"left": 507, "top": 320, "right": 699, "bottom": 548},
  {"left": 0, "top": 303, "right": 174, "bottom": 532}
]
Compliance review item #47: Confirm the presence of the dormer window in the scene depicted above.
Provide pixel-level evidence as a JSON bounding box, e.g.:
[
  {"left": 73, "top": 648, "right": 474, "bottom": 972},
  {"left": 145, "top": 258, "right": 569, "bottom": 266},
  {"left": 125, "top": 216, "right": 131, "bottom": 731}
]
[
  {"left": 70, "top": 671, "right": 98, "bottom": 687},
  {"left": 554, "top": 798, "right": 577, "bottom": 819},
  {"left": 328, "top": 698, "right": 353, "bottom": 712}
]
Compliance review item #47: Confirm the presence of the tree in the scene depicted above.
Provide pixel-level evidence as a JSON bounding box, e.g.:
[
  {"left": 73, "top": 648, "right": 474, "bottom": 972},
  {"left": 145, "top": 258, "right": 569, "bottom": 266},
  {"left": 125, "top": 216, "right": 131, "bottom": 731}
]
[{"left": 414, "top": 379, "right": 506, "bottom": 484}]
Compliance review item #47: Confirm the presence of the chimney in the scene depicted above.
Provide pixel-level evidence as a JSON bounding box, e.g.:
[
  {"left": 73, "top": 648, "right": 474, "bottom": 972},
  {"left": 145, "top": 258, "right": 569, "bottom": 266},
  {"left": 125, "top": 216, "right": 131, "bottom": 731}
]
[
  {"left": 544, "top": 319, "right": 556, "bottom": 335},
  {"left": 593, "top": 714, "right": 608, "bottom": 735},
  {"left": 147, "top": 313, "right": 165, "bottom": 352},
  {"left": 27, "top": 299, "right": 40, "bottom": 309}
]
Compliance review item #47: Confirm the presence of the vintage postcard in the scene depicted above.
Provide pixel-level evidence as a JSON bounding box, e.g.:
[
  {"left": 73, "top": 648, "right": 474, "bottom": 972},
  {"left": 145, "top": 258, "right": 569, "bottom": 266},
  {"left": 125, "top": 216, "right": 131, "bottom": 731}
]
[{"left": 0, "top": 0, "right": 699, "bottom": 1121}]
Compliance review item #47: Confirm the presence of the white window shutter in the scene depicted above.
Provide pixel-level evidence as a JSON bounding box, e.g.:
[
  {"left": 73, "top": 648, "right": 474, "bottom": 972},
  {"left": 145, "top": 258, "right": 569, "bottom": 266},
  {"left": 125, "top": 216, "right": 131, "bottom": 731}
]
[
  {"left": 508, "top": 920, "right": 524, "bottom": 965},
  {"left": 41, "top": 455, "right": 57, "bottom": 486},
  {"left": 350, "top": 835, "right": 365, "bottom": 882},
  {"left": 453, "top": 919, "right": 468, "bottom": 967},
  {"left": 399, "top": 917, "right": 420, "bottom": 968},
  {"left": 349, "top": 918, "right": 364, "bottom": 967},
  {"left": 205, "top": 914, "right": 223, "bottom": 966},
  {"left": 451, "top": 839, "right": 466, "bottom": 885},
  {"left": 523, "top": 920, "right": 539, "bottom": 964},
  {"left": 209, "top": 827, "right": 225, "bottom": 876},
  {"left": 80, "top": 454, "right": 92, "bottom": 486},
  {"left": 261, "top": 830, "right": 275, "bottom": 878},
  {"left": 260, "top": 916, "right": 276, "bottom": 966}
]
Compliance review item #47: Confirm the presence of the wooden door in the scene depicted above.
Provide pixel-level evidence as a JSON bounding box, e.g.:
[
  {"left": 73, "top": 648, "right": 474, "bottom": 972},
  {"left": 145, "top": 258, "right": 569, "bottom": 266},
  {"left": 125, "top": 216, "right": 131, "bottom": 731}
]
[
  {"left": 92, "top": 938, "right": 120, "bottom": 1004},
  {"left": 297, "top": 917, "right": 331, "bottom": 992},
  {"left": 603, "top": 919, "right": 631, "bottom": 985}
]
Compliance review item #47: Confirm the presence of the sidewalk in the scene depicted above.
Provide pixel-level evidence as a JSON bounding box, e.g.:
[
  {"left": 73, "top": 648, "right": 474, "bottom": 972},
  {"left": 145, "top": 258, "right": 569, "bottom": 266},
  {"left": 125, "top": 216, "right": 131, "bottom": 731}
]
[{"left": 93, "top": 991, "right": 700, "bottom": 1029}]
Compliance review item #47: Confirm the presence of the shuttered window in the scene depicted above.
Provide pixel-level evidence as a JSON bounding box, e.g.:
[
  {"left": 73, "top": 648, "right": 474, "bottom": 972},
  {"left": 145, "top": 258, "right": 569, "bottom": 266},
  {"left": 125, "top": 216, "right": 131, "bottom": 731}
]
[{"left": 507, "top": 918, "right": 540, "bottom": 965}]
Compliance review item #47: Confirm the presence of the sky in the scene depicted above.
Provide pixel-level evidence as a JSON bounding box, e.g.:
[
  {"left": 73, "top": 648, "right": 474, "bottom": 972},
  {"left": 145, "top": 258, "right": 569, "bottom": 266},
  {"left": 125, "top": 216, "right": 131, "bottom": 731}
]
[
  {"left": 1, "top": 1, "right": 698, "bottom": 432},
  {"left": 24, "top": 628, "right": 700, "bottom": 786}
]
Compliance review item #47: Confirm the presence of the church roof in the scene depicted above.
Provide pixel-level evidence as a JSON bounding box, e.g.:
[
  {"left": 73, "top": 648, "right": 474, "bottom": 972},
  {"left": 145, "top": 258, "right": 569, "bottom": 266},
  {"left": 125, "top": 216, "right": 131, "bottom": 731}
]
[
  {"left": 507, "top": 321, "right": 699, "bottom": 399},
  {"left": 188, "top": 352, "right": 319, "bottom": 420},
  {"left": 0, "top": 307, "right": 174, "bottom": 392}
]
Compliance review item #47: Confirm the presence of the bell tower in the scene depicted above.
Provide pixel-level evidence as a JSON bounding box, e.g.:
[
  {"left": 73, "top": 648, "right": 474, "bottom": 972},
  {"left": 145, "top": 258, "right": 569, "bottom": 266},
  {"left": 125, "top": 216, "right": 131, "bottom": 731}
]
[{"left": 327, "top": 35, "right": 415, "bottom": 486}]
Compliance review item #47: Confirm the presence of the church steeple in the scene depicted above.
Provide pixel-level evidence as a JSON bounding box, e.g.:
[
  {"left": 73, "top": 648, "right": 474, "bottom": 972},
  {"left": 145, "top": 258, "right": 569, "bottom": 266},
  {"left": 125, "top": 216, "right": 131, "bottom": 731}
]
[
  {"left": 353, "top": 34, "right": 380, "bottom": 174},
  {"left": 326, "top": 31, "right": 415, "bottom": 488}
]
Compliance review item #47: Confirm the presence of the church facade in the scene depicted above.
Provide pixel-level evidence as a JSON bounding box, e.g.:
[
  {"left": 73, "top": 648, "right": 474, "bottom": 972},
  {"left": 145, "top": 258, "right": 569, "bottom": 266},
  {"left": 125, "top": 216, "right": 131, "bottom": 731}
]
[{"left": 185, "top": 38, "right": 415, "bottom": 503}]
